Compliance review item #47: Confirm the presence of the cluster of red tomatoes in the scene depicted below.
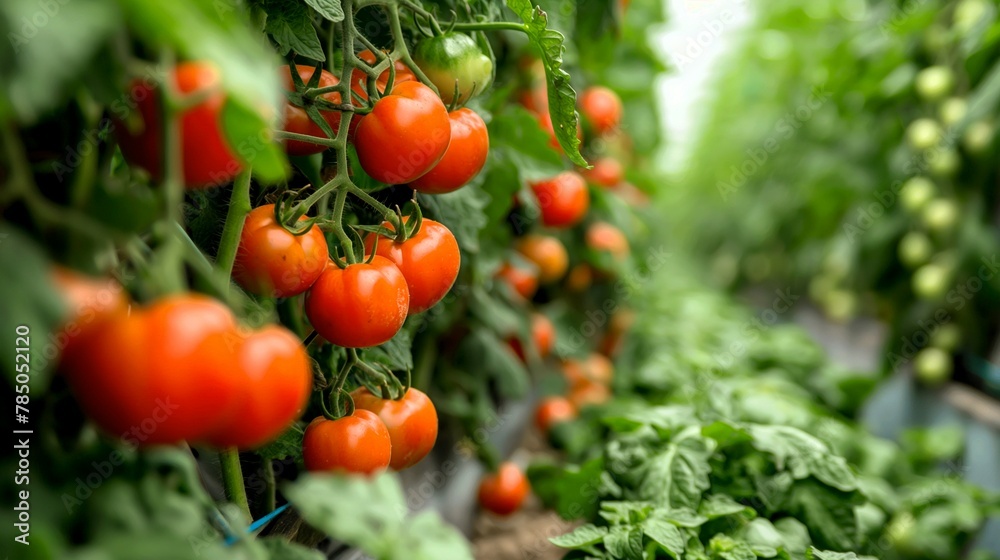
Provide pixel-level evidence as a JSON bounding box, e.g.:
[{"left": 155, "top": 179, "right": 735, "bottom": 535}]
[{"left": 474, "top": 72, "right": 639, "bottom": 518}]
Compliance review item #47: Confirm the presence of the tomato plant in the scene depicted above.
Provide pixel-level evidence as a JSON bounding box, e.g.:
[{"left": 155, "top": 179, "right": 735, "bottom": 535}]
[
  {"left": 305, "top": 256, "right": 410, "bottom": 348},
  {"left": 302, "top": 410, "right": 392, "bottom": 475},
  {"left": 586, "top": 221, "right": 629, "bottom": 260},
  {"left": 279, "top": 65, "right": 344, "bottom": 156},
  {"left": 233, "top": 204, "right": 329, "bottom": 298},
  {"left": 477, "top": 462, "right": 529, "bottom": 516},
  {"left": 408, "top": 108, "right": 489, "bottom": 194},
  {"left": 116, "top": 62, "right": 243, "bottom": 188},
  {"left": 582, "top": 157, "right": 624, "bottom": 188},
  {"left": 364, "top": 218, "right": 460, "bottom": 313},
  {"left": 534, "top": 396, "right": 576, "bottom": 433},
  {"left": 496, "top": 262, "right": 540, "bottom": 300},
  {"left": 352, "top": 387, "right": 438, "bottom": 470},
  {"left": 578, "top": 85, "right": 623, "bottom": 136},
  {"left": 508, "top": 312, "right": 555, "bottom": 362},
  {"left": 516, "top": 234, "right": 568, "bottom": 283}
]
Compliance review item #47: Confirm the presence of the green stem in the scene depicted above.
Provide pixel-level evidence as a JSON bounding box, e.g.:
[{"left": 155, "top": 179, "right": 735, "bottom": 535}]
[
  {"left": 387, "top": 4, "right": 439, "bottom": 96},
  {"left": 449, "top": 21, "right": 529, "bottom": 33},
  {"left": 216, "top": 169, "right": 252, "bottom": 278},
  {"left": 331, "top": 186, "right": 356, "bottom": 262},
  {"left": 274, "top": 130, "right": 343, "bottom": 149},
  {"left": 346, "top": 182, "right": 400, "bottom": 229},
  {"left": 219, "top": 448, "right": 252, "bottom": 523},
  {"left": 263, "top": 459, "right": 276, "bottom": 513}
]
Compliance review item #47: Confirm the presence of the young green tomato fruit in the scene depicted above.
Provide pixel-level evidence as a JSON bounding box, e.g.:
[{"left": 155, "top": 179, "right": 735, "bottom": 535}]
[
  {"left": 932, "top": 323, "right": 961, "bottom": 351},
  {"left": 821, "top": 289, "right": 856, "bottom": 324},
  {"left": 351, "top": 387, "right": 438, "bottom": 470},
  {"left": 899, "top": 177, "right": 935, "bottom": 212},
  {"left": 939, "top": 97, "right": 968, "bottom": 127},
  {"left": 963, "top": 121, "right": 994, "bottom": 154},
  {"left": 898, "top": 231, "right": 933, "bottom": 268},
  {"left": 928, "top": 148, "right": 960, "bottom": 178},
  {"left": 915, "top": 66, "right": 954, "bottom": 101},
  {"left": 922, "top": 199, "right": 959, "bottom": 232},
  {"left": 906, "top": 118, "right": 943, "bottom": 150},
  {"left": 912, "top": 263, "right": 950, "bottom": 300},
  {"left": 914, "top": 347, "right": 952, "bottom": 385},
  {"left": 954, "top": 0, "right": 988, "bottom": 34},
  {"left": 414, "top": 32, "right": 493, "bottom": 105}
]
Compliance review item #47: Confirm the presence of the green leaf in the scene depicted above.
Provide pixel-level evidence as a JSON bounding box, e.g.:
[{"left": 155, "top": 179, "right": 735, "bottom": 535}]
[
  {"left": 366, "top": 327, "right": 414, "bottom": 371},
  {"left": 528, "top": 458, "right": 605, "bottom": 520},
  {"left": 303, "top": 0, "right": 344, "bottom": 22},
  {"left": 789, "top": 481, "right": 860, "bottom": 551},
  {"left": 263, "top": 0, "right": 325, "bottom": 60},
  {"left": 549, "top": 524, "right": 608, "bottom": 548},
  {"left": 0, "top": 0, "right": 120, "bottom": 123},
  {"left": 0, "top": 225, "right": 64, "bottom": 391},
  {"left": 259, "top": 538, "right": 326, "bottom": 560},
  {"left": 456, "top": 327, "right": 529, "bottom": 399},
  {"left": 418, "top": 187, "right": 489, "bottom": 254},
  {"left": 747, "top": 425, "right": 857, "bottom": 491},
  {"left": 636, "top": 430, "right": 713, "bottom": 510},
  {"left": 642, "top": 517, "right": 686, "bottom": 558},
  {"left": 255, "top": 424, "right": 304, "bottom": 462},
  {"left": 702, "top": 421, "right": 753, "bottom": 448},
  {"left": 488, "top": 107, "right": 563, "bottom": 180},
  {"left": 220, "top": 97, "right": 289, "bottom": 184},
  {"left": 651, "top": 507, "right": 708, "bottom": 528},
  {"left": 707, "top": 534, "right": 757, "bottom": 560},
  {"left": 505, "top": 0, "right": 588, "bottom": 167},
  {"left": 698, "top": 494, "right": 754, "bottom": 520},
  {"left": 806, "top": 549, "right": 877, "bottom": 560},
  {"left": 603, "top": 526, "right": 644, "bottom": 560},
  {"left": 86, "top": 180, "right": 162, "bottom": 234}
]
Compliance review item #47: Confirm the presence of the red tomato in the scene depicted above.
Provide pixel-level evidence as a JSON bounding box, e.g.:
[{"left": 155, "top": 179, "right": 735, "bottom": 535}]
[
  {"left": 569, "top": 380, "right": 611, "bottom": 408},
  {"left": 351, "top": 387, "right": 438, "bottom": 470},
  {"left": 509, "top": 313, "right": 556, "bottom": 362},
  {"left": 583, "top": 157, "right": 623, "bottom": 188},
  {"left": 530, "top": 172, "right": 590, "bottom": 228},
  {"left": 586, "top": 222, "right": 629, "bottom": 260},
  {"left": 279, "top": 65, "right": 344, "bottom": 156},
  {"left": 302, "top": 410, "right": 391, "bottom": 475},
  {"left": 62, "top": 294, "right": 243, "bottom": 445},
  {"left": 565, "top": 263, "right": 594, "bottom": 293},
  {"left": 364, "top": 219, "right": 460, "bottom": 313},
  {"left": 355, "top": 81, "right": 451, "bottom": 184},
  {"left": 516, "top": 235, "right": 568, "bottom": 283},
  {"left": 116, "top": 62, "right": 242, "bottom": 188},
  {"left": 207, "top": 326, "right": 313, "bottom": 450},
  {"left": 579, "top": 86, "right": 623, "bottom": 135},
  {"left": 305, "top": 256, "right": 410, "bottom": 348},
  {"left": 535, "top": 396, "right": 576, "bottom": 433},
  {"left": 233, "top": 204, "right": 329, "bottom": 298},
  {"left": 478, "top": 462, "right": 530, "bottom": 516},
  {"left": 496, "top": 262, "right": 539, "bottom": 300},
  {"left": 409, "top": 108, "right": 489, "bottom": 194},
  {"left": 51, "top": 267, "right": 129, "bottom": 358},
  {"left": 563, "top": 353, "right": 614, "bottom": 390}
]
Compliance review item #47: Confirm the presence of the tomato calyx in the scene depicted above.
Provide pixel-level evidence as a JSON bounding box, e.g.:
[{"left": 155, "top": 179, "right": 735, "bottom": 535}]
[{"left": 317, "top": 347, "right": 410, "bottom": 423}]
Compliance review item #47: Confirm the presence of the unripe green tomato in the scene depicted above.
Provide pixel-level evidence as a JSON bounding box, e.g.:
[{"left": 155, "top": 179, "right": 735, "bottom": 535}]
[
  {"left": 906, "top": 118, "right": 943, "bottom": 150},
  {"left": 921, "top": 198, "right": 959, "bottom": 232},
  {"left": 915, "top": 66, "right": 955, "bottom": 101},
  {"left": 932, "top": 323, "right": 961, "bottom": 351},
  {"left": 915, "top": 347, "right": 952, "bottom": 384},
  {"left": 923, "top": 25, "right": 950, "bottom": 52},
  {"left": 954, "top": 0, "right": 988, "bottom": 34},
  {"left": 963, "top": 121, "right": 994, "bottom": 154},
  {"left": 899, "top": 177, "right": 936, "bottom": 213},
  {"left": 928, "top": 148, "right": 960, "bottom": 178},
  {"left": 887, "top": 513, "right": 917, "bottom": 551},
  {"left": 939, "top": 97, "right": 968, "bottom": 127},
  {"left": 898, "top": 232, "right": 933, "bottom": 268},
  {"left": 912, "top": 263, "right": 950, "bottom": 300},
  {"left": 413, "top": 32, "right": 493, "bottom": 105},
  {"left": 823, "top": 289, "right": 856, "bottom": 323}
]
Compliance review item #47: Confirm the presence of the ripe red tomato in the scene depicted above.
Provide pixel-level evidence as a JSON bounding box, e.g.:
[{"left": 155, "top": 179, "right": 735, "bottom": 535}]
[
  {"left": 509, "top": 313, "right": 555, "bottom": 362},
  {"left": 279, "top": 65, "right": 344, "bottom": 156},
  {"left": 409, "top": 109, "right": 489, "bottom": 194},
  {"left": 583, "top": 157, "right": 623, "bottom": 188},
  {"left": 351, "top": 387, "right": 438, "bottom": 470},
  {"left": 62, "top": 294, "right": 243, "bottom": 445},
  {"left": 530, "top": 172, "right": 590, "bottom": 228},
  {"left": 569, "top": 379, "right": 611, "bottom": 408},
  {"left": 535, "top": 396, "right": 576, "bottom": 433},
  {"left": 565, "top": 263, "right": 594, "bottom": 293},
  {"left": 516, "top": 235, "right": 568, "bottom": 283},
  {"left": 305, "top": 256, "right": 410, "bottom": 348},
  {"left": 302, "top": 410, "right": 391, "bottom": 475},
  {"left": 563, "top": 353, "right": 614, "bottom": 389},
  {"left": 364, "top": 218, "right": 460, "bottom": 313},
  {"left": 116, "top": 61, "right": 242, "bottom": 188},
  {"left": 579, "top": 86, "right": 623, "bottom": 135},
  {"left": 355, "top": 81, "right": 451, "bottom": 184},
  {"left": 51, "top": 267, "right": 129, "bottom": 358},
  {"left": 478, "top": 462, "right": 530, "bottom": 516},
  {"left": 233, "top": 204, "right": 328, "bottom": 298},
  {"left": 496, "top": 262, "right": 539, "bottom": 300},
  {"left": 207, "top": 326, "right": 313, "bottom": 450},
  {"left": 586, "top": 222, "right": 629, "bottom": 260}
]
